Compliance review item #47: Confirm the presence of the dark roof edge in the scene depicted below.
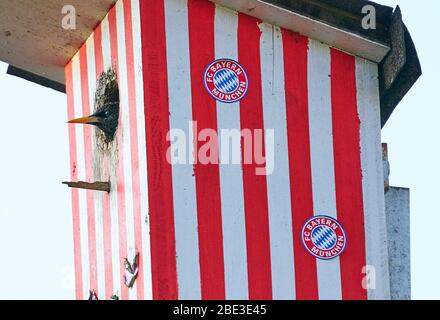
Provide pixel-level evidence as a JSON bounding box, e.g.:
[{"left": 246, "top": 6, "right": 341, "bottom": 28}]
[
  {"left": 379, "top": 6, "right": 422, "bottom": 127},
  {"left": 6, "top": 65, "right": 66, "bottom": 94},
  {"left": 263, "top": 1, "right": 422, "bottom": 127},
  {"left": 262, "top": 0, "right": 394, "bottom": 45}
]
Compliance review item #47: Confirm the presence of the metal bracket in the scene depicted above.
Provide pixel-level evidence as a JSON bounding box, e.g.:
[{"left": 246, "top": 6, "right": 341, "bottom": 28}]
[{"left": 62, "top": 181, "right": 111, "bottom": 193}]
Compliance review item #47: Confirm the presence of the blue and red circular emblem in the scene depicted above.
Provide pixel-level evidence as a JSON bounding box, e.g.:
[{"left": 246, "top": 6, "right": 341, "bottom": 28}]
[
  {"left": 204, "top": 58, "right": 249, "bottom": 103},
  {"left": 301, "top": 216, "right": 347, "bottom": 260}
]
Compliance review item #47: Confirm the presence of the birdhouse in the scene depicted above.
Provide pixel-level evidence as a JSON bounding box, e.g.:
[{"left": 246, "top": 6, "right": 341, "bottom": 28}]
[{"left": 0, "top": 0, "right": 421, "bottom": 300}]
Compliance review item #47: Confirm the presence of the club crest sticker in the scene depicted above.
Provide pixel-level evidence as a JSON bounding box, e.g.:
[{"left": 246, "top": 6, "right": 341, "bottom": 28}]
[
  {"left": 204, "top": 59, "right": 249, "bottom": 103},
  {"left": 301, "top": 216, "right": 347, "bottom": 260}
]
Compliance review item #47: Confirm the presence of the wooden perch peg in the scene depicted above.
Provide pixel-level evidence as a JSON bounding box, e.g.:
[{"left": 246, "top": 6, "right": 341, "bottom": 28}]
[{"left": 62, "top": 181, "right": 111, "bottom": 193}]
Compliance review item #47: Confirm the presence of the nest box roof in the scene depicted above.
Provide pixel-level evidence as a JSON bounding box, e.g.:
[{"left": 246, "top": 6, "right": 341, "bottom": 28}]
[
  {"left": 0, "top": 0, "right": 421, "bottom": 126},
  {"left": 0, "top": 0, "right": 116, "bottom": 85}
]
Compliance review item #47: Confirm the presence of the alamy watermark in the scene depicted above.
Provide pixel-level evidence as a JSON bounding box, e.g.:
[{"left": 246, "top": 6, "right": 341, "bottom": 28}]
[
  {"left": 62, "top": 5, "right": 76, "bottom": 30},
  {"left": 362, "top": 265, "right": 377, "bottom": 290},
  {"left": 362, "top": 5, "right": 377, "bottom": 30},
  {"left": 61, "top": 4, "right": 377, "bottom": 31},
  {"left": 167, "top": 121, "right": 275, "bottom": 176}
]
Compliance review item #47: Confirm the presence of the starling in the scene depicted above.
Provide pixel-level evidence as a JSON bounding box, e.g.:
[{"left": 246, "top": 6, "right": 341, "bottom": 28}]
[
  {"left": 68, "top": 101, "right": 119, "bottom": 141},
  {"left": 69, "top": 67, "right": 119, "bottom": 142}
]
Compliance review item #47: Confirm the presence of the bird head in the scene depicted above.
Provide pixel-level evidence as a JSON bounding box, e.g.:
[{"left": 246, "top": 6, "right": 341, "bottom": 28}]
[{"left": 68, "top": 101, "right": 119, "bottom": 141}]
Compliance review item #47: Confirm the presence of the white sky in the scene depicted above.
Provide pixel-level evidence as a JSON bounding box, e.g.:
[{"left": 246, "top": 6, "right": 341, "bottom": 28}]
[
  {"left": 0, "top": 63, "right": 74, "bottom": 299},
  {"left": 0, "top": 0, "right": 438, "bottom": 300}
]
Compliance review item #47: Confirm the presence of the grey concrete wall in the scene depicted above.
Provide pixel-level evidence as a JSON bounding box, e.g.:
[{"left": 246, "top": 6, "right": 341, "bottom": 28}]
[{"left": 385, "top": 187, "right": 411, "bottom": 300}]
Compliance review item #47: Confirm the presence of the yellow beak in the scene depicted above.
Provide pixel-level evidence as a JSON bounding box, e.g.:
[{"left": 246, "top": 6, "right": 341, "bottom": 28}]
[{"left": 68, "top": 115, "right": 101, "bottom": 124}]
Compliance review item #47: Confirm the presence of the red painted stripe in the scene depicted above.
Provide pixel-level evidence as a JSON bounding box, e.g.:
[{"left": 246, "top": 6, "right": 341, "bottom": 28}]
[
  {"left": 123, "top": 0, "right": 145, "bottom": 299},
  {"left": 139, "top": 0, "right": 178, "bottom": 299},
  {"left": 282, "top": 30, "right": 319, "bottom": 300},
  {"left": 108, "top": 6, "right": 129, "bottom": 300},
  {"left": 188, "top": 0, "right": 226, "bottom": 300},
  {"left": 94, "top": 25, "right": 104, "bottom": 77},
  {"left": 66, "top": 62, "right": 83, "bottom": 300},
  {"left": 330, "top": 49, "right": 367, "bottom": 300},
  {"left": 108, "top": 8, "right": 119, "bottom": 71},
  {"left": 237, "top": 13, "right": 273, "bottom": 300},
  {"left": 79, "top": 46, "right": 98, "bottom": 295},
  {"left": 94, "top": 23, "right": 114, "bottom": 299}
]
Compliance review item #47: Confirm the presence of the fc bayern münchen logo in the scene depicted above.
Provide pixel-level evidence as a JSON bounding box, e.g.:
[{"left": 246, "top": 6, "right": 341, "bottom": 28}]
[
  {"left": 301, "top": 216, "right": 347, "bottom": 260},
  {"left": 204, "top": 58, "right": 249, "bottom": 103}
]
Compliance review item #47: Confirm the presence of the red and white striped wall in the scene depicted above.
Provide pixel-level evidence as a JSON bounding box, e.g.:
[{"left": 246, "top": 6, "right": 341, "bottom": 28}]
[{"left": 65, "top": 0, "right": 390, "bottom": 300}]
